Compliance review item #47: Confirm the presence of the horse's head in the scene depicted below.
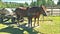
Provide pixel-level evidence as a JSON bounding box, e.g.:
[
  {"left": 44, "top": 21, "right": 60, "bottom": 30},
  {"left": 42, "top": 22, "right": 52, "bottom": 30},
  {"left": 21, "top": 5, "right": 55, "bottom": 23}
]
[{"left": 40, "top": 5, "right": 47, "bottom": 16}]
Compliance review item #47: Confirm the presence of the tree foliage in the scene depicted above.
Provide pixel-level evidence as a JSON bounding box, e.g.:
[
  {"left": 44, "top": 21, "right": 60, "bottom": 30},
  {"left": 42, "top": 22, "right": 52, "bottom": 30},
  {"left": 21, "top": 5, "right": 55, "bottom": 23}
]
[
  {"left": 30, "top": 2, "right": 37, "bottom": 7},
  {"left": 24, "top": 2, "right": 29, "bottom": 7},
  {"left": 0, "top": 2, "right": 25, "bottom": 8},
  {"left": 57, "top": 0, "right": 60, "bottom": 5},
  {"left": 0, "top": 0, "right": 1, "bottom": 1},
  {"left": 30, "top": 0, "right": 55, "bottom": 7},
  {"left": 0, "top": 0, "right": 55, "bottom": 8},
  {"left": 46, "top": 0, "right": 55, "bottom": 6}
]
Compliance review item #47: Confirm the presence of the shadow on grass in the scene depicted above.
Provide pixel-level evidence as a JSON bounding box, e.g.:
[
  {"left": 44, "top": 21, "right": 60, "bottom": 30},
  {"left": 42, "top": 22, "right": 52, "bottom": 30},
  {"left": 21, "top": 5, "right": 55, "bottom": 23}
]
[
  {"left": 0, "top": 26, "right": 23, "bottom": 34},
  {"left": 0, "top": 26, "right": 44, "bottom": 34}
]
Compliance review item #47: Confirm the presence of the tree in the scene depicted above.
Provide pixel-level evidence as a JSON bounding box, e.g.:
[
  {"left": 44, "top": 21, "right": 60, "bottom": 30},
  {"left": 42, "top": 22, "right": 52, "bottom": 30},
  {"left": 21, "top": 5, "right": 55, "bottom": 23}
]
[
  {"left": 0, "top": 2, "right": 7, "bottom": 8},
  {"left": 30, "top": 2, "right": 37, "bottom": 7},
  {"left": 37, "top": 0, "right": 41, "bottom": 6},
  {"left": 41, "top": 0, "right": 46, "bottom": 5},
  {"left": 45, "top": 0, "right": 55, "bottom": 6},
  {"left": 0, "top": 0, "right": 1, "bottom": 2},
  {"left": 24, "top": 2, "right": 29, "bottom": 7},
  {"left": 57, "top": 0, "right": 60, "bottom": 5},
  {"left": 36, "top": 0, "right": 55, "bottom": 6},
  {"left": 37, "top": 0, "right": 47, "bottom": 6}
]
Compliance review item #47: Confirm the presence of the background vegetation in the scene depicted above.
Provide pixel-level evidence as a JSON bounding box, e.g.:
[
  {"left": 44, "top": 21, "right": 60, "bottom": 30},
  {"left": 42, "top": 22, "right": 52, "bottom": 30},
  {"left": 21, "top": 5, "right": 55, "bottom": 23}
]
[{"left": 0, "top": 0, "right": 60, "bottom": 8}]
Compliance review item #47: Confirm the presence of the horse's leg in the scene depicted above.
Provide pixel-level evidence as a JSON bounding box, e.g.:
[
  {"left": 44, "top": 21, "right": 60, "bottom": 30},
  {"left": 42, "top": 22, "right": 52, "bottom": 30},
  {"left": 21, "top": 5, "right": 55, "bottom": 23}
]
[
  {"left": 34, "top": 17, "right": 36, "bottom": 27},
  {"left": 30, "top": 17, "right": 32, "bottom": 28},
  {"left": 37, "top": 17, "right": 39, "bottom": 26},
  {"left": 17, "top": 18, "right": 21, "bottom": 27},
  {"left": 28, "top": 17, "right": 32, "bottom": 28},
  {"left": 28, "top": 17, "right": 30, "bottom": 28},
  {"left": 11, "top": 17, "right": 16, "bottom": 23},
  {"left": 16, "top": 16, "right": 20, "bottom": 26}
]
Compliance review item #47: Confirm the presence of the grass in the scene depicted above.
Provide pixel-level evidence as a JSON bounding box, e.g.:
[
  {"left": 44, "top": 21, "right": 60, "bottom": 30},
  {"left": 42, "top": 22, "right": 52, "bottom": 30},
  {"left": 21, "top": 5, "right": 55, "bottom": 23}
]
[{"left": 0, "top": 16, "right": 60, "bottom": 34}]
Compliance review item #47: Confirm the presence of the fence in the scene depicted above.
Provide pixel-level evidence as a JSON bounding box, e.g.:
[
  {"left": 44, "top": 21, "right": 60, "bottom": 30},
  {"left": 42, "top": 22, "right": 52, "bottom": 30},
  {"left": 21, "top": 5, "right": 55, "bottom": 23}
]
[
  {"left": 46, "top": 7, "right": 60, "bottom": 16},
  {"left": 0, "top": 7, "right": 60, "bottom": 16}
]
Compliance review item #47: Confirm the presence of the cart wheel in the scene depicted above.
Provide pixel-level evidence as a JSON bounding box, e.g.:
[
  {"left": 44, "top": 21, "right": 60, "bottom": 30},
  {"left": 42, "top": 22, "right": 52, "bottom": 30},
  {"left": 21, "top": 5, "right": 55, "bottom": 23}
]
[
  {"left": 11, "top": 17, "right": 16, "bottom": 23},
  {"left": 0, "top": 18, "right": 3, "bottom": 23}
]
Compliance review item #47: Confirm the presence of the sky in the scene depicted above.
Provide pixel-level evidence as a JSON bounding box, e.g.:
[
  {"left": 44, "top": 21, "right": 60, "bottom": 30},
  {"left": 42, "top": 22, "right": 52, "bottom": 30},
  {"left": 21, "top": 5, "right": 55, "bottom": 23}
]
[
  {"left": 2, "top": 0, "right": 58, "bottom": 4},
  {"left": 2, "top": 0, "right": 36, "bottom": 5},
  {"left": 53, "top": 0, "right": 58, "bottom": 4},
  {"left": 2, "top": 0, "right": 36, "bottom": 3}
]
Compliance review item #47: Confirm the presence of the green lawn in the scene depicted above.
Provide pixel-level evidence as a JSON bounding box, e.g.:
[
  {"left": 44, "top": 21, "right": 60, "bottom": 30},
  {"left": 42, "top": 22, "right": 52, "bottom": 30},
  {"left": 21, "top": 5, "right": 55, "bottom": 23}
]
[{"left": 0, "top": 16, "right": 60, "bottom": 34}]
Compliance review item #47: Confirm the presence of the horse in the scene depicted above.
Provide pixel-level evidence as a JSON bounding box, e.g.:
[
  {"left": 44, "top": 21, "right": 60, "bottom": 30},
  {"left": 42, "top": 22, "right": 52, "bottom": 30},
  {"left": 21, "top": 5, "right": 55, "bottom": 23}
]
[
  {"left": 27, "top": 6, "right": 47, "bottom": 27},
  {"left": 14, "top": 6, "right": 47, "bottom": 28},
  {"left": 14, "top": 7, "right": 29, "bottom": 26},
  {"left": 33, "top": 5, "right": 47, "bottom": 27}
]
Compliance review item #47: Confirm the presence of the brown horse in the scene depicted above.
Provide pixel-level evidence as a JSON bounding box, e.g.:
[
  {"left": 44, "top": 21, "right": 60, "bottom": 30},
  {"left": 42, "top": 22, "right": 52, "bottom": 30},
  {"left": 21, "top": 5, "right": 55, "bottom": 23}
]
[
  {"left": 33, "top": 5, "right": 47, "bottom": 27},
  {"left": 14, "top": 7, "right": 29, "bottom": 26},
  {"left": 14, "top": 6, "right": 47, "bottom": 28},
  {"left": 27, "top": 6, "right": 47, "bottom": 27}
]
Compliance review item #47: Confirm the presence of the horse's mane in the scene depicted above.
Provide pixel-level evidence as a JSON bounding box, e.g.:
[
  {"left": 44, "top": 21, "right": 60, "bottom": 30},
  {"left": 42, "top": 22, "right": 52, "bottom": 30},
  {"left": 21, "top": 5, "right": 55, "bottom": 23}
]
[
  {"left": 41, "top": 5, "right": 47, "bottom": 12},
  {"left": 18, "top": 7, "right": 27, "bottom": 10}
]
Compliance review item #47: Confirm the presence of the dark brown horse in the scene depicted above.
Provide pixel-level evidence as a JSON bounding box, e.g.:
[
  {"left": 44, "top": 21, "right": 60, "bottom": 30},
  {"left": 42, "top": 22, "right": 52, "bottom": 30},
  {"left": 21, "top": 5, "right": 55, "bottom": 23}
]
[
  {"left": 27, "top": 6, "right": 47, "bottom": 27},
  {"left": 33, "top": 5, "right": 47, "bottom": 27},
  {"left": 14, "top": 6, "right": 47, "bottom": 28},
  {"left": 14, "top": 7, "right": 29, "bottom": 26}
]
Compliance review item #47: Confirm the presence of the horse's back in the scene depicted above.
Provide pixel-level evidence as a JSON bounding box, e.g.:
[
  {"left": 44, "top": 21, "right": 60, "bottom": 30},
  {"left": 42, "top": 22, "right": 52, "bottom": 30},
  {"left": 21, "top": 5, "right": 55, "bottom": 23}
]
[{"left": 15, "top": 7, "right": 28, "bottom": 17}]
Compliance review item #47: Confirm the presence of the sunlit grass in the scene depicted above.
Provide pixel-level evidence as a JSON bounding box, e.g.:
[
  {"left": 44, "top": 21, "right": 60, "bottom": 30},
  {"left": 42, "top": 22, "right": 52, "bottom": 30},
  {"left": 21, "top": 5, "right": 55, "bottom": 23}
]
[
  {"left": 34, "top": 16, "right": 60, "bottom": 34},
  {"left": 0, "top": 24, "right": 8, "bottom": 29},
  {"left": 0, "top": 32, "right": 11, "bottom": 34},
  {"left": 0, "top": 16, "right": 60, "bottom": 34}
]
